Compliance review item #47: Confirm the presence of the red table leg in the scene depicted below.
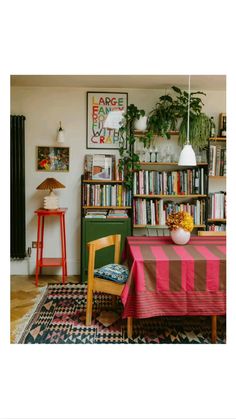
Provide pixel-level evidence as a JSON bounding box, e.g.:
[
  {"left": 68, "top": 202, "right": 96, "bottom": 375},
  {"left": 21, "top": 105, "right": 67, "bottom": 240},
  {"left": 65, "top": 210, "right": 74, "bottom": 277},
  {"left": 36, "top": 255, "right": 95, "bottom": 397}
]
[
  {"left": 35, "top": 214, "right": 41, "bottom": 287},
  {"left": 39, "top": 215, "right": 44, "bottom": 275},
  {"left": 60, "top": 213, "right": 66, "bottom": 284},
  {"left": 62, "top": 213, "right": 67, "bottom": 276}
]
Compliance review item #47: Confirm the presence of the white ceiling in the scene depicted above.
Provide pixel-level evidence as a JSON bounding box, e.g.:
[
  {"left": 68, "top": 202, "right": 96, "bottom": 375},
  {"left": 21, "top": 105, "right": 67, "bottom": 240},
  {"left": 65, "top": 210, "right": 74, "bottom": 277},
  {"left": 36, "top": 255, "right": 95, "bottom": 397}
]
[{"left": 11, "top": 74, "right": 226, "bottom": 91}]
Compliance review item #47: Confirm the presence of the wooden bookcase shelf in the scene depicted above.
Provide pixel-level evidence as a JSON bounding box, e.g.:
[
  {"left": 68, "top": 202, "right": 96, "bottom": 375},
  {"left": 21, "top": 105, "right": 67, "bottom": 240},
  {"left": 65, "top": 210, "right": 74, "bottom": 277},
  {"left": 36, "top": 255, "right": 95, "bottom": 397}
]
[
  {"left": 83, "top": 206, "right": 132, "bottom": 209},
  {"left": 83, "top": 179, "right": 124, "bottom": 184},
  {"left": 134, "top": 130, "right": 179, "bottom": 137},
  {"left": 209, "top": 137, "right": 226, "bottom": 141},
  {"left": 133, "top": 224, "right": 206, "bottom": 229},
  {"left": 133, "top": 194, "right": 207, "bottom": 199},
  {"left": 209, "top": 176, "right": 226, "bottom": 179},
  {"left": 208, "top": 218, "right": 226, "bottom": 223},
  {"left": 138, "top": 162, "right": 208, "bottom": 167}
]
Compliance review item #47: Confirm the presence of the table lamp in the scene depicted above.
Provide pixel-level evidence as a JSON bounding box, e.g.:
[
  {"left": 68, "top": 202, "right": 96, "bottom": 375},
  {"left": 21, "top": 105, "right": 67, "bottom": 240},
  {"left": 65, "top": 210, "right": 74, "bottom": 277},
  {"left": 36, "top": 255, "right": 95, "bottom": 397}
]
[{"left": 36, "top": 178, "right": 65, "bottom": 209}]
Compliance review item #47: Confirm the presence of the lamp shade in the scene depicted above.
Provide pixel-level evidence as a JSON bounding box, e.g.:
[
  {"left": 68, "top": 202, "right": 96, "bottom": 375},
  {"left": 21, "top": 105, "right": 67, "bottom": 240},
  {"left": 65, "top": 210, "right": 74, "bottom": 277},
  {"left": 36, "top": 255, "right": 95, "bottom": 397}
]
[
  {"left": 178, "top": 144, "right": 196, "bottom": 166},
  {"left": 36, "top": 178, "right": 65, "bottom": 191}
]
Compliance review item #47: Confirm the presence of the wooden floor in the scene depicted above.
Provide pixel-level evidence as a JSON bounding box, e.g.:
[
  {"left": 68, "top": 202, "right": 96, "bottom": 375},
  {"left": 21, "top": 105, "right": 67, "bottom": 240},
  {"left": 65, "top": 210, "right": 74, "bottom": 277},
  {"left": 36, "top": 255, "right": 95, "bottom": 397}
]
[{"left": 11, "top": 275, "right": 80, "bottom": 343}]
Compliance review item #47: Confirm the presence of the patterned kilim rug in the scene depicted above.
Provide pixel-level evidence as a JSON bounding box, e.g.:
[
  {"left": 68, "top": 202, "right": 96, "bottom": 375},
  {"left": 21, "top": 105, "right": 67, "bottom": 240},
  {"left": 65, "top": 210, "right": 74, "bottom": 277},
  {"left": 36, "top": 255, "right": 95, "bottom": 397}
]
[{"left": 15, "top": 283, "right": 226, "bottom": 344}]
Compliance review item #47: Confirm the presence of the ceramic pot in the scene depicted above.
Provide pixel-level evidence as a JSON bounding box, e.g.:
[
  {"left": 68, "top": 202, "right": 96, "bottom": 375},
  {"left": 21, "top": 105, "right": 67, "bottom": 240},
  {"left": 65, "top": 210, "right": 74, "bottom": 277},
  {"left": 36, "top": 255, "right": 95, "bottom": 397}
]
[
  {"left": 134, "top": 116, "right": 147, "bottom": 131},
  {"left": 170, "top": 228, "right": 190, "bottom": 245}
]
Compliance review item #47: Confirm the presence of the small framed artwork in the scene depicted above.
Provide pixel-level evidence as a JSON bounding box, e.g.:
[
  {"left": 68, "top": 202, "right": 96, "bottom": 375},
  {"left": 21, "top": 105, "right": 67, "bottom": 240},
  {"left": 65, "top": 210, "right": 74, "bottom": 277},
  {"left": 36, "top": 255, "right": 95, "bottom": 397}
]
[
  {"left": 86, "top": 91, "right": 128, "bottom": 149},
  {"left": 37, "top": 146, "right": 70, "bottom": 172},
  {"left": 91, "top": 154, "right": 115, "bottom": 180}
]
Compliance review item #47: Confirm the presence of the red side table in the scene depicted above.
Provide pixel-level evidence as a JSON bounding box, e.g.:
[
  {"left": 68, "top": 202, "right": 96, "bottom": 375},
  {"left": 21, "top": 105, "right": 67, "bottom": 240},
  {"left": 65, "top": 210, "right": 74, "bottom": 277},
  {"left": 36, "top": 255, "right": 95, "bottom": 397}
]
[{"left": 34, "top": 208, "right": 67, "bottom": 286}]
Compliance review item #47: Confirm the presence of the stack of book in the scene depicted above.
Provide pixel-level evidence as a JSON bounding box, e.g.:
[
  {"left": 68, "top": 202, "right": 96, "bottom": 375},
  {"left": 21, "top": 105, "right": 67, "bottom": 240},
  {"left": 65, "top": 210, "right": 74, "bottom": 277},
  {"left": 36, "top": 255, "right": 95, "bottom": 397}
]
[
  {"left": 208, "top": 224, "right": 226, "bottom": 232},
  {"left": 107, "top": 209, "right": 128, "bottom": 218},
  {"left": 85, "top": 210, "right": 107, "bottom": 218}
]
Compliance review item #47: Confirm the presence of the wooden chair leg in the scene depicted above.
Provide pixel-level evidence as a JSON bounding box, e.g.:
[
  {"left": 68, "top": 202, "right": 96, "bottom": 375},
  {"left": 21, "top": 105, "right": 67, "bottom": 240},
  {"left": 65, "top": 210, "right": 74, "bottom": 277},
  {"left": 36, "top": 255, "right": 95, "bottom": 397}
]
[
  {"left": 111, "top": 295, "right": 117, "bottom": 309},
  {"left": 86, "top": 287, "right": 93, "bottom": 326},
  {"left": 127, "top": 317, "right": 133, "bottom": 339},
  {"left": 211, "top": 315, "right": 217, "bottom": 343}
]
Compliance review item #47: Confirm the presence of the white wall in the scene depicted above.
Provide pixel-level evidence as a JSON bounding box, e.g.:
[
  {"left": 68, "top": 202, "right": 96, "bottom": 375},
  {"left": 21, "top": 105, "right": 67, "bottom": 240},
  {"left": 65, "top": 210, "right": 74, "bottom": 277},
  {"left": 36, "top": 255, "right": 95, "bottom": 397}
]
[{"left": 10, "top": 85, "right": 226, "bottom": 275}]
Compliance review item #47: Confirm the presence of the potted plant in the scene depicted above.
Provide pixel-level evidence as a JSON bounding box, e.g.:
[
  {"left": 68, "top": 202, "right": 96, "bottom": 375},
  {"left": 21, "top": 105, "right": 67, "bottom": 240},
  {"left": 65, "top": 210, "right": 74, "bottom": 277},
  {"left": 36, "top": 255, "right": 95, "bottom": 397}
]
[
  {"left": 166, "top": 211, "right": 194, "bottom": 245},
  {"left": 118, "top": 104, "right": 152, "bottom": 188},
  {"left": 147, "top": 94, "right": 178, "bottom": 139},
  {"left": 171, "top": 85, "right": 211, "bottom": 149}
]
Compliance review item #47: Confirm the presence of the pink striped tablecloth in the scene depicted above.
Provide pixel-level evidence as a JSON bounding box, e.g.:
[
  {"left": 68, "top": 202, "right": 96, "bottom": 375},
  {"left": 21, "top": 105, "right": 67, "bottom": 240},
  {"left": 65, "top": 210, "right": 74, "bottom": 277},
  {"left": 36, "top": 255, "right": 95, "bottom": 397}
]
[{"left": 121, "top": 236, "right": 226, "bottom": 318}]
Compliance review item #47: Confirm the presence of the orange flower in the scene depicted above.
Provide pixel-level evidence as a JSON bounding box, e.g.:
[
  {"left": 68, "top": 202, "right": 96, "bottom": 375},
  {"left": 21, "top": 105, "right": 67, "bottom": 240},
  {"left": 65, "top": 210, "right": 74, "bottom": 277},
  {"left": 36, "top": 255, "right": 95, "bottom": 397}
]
[{"left": 166, "top": 211, "right": 194, "bottom": 232}]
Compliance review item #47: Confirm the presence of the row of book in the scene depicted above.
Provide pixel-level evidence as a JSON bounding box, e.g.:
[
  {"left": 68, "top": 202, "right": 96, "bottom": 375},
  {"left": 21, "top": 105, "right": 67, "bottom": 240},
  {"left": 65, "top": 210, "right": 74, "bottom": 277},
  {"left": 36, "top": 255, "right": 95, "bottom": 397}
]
[
  {"left": 209, "top": 145, "right": 226, "bottom": 176},
  {"left": 208, "top": 192, "right": 226, "bottom": 219},
  {"left": 133, "top": 199, "right": 206, "bottom": 226},
  {"left": 82, "top": 184, "right": 132, "bottom": 207},
  {"left": 133, "top": 168, "right": 206, "bottom": 196},
  {"left": 85, "top": 209, "right": 128, "bottom": 219}
]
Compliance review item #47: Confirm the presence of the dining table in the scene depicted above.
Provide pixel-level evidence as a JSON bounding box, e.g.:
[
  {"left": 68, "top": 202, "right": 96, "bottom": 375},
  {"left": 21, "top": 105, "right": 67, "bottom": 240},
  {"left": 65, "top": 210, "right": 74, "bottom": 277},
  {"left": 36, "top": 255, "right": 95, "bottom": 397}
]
[{"left": 121, "top": 236, "right": 226, "bottom": 323}]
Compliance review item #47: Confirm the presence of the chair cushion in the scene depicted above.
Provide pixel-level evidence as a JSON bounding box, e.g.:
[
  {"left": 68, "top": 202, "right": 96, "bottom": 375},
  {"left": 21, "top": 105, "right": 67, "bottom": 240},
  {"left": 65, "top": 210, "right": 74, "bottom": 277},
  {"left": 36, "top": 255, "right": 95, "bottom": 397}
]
[{"left": 94, "top": 264, "right": 129, "bottom": 284}]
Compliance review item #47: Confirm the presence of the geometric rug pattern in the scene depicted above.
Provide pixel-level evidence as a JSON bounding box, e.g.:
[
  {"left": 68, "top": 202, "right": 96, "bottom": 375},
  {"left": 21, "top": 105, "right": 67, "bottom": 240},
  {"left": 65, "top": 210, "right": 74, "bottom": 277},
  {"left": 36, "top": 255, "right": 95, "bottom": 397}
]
[{"left": 16, "top": 283, "right": 226, "bottom": 344}]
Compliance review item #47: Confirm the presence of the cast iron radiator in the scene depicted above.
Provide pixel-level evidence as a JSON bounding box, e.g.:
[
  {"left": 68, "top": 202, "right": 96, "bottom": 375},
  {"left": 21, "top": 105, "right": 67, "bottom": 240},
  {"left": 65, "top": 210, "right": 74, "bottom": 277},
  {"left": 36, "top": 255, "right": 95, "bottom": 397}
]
[{"left": 10, "top": 115, "right": 26, "bottom": 259}]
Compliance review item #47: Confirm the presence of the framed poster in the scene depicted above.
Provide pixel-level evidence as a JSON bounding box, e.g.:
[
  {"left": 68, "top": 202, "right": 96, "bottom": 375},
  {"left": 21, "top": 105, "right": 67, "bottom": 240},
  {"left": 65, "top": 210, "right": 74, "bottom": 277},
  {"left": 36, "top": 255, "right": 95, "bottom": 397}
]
[
  {"left": 37, "top": 146, "right": 70, "bottom": 172},
  {"left": 86, "top": 91, "right": 128, "bottom": 149}
]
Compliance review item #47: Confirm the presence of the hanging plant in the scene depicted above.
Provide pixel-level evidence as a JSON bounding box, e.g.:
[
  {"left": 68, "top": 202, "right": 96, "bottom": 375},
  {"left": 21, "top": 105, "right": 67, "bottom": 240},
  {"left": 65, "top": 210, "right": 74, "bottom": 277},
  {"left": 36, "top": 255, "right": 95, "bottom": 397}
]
[
  {"left": 147, "top": 94, "right": 178, "bottom": 139},
  {"left": 171, "top": 85, "right": 211, "bottom": 149},
  {"left": 178, "top": 112, "right": 211, "bottom": 148}
]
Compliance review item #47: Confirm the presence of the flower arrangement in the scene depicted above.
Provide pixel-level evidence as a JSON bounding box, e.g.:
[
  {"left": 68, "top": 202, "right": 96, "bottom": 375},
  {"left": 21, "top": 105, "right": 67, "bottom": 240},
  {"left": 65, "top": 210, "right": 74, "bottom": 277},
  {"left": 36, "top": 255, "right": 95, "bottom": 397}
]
[{"left": 166, "top": 211, "right": 194, "bottom": 232}]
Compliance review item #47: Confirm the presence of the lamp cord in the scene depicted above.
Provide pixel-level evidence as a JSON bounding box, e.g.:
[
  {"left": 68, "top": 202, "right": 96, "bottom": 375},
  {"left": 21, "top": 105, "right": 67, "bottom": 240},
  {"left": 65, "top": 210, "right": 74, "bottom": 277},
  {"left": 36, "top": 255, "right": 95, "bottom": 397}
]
[{"left": 187, "top": 75, "right": 191, "bottom": 145}]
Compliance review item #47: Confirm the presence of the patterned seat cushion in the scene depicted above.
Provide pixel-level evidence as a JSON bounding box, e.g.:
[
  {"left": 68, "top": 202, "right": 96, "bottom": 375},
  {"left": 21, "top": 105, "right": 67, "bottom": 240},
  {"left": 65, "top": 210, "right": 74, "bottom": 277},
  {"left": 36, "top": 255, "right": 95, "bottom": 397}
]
[{"left": 94, "top": 264, "right": 129, "bottom": 284}]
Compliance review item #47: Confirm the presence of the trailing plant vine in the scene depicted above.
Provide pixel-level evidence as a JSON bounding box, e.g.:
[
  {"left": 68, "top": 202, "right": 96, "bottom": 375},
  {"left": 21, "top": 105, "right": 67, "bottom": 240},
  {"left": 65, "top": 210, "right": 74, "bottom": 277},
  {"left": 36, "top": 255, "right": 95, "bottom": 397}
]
[{"left": 118, "top": 104, "right": 152, "bottom": 189}]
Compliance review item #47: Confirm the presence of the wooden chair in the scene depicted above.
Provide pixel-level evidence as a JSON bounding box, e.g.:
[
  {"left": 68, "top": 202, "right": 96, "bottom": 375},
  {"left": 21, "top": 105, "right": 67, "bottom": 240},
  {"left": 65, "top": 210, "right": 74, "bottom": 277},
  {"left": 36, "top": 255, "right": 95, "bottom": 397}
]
[
  {"left": 85, "top": 234, "right": 133, "bottom": 338},
  {"left": 198, "top": 231, "right": 226, "bottom": 236},
  {"left": 198, "top": 230, "right": 226, "bottom": 343}
]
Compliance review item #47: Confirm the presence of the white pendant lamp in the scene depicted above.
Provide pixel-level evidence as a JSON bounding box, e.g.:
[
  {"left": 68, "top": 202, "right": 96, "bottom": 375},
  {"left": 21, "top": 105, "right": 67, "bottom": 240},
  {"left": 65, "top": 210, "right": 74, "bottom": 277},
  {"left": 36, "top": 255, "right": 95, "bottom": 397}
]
[
  {"left": 57, "top": 121, "right": 65, "bottom": 143},
  {"left": 178, "top": 76, "right": 196, "bottom": 166}
]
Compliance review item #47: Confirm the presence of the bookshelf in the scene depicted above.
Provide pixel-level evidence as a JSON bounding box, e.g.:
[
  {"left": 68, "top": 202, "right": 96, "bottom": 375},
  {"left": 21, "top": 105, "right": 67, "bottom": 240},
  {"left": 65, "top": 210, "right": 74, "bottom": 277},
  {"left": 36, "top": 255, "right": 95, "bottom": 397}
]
[
  {"left": 132, "top": 161, "right": 208, "bottom": 235},
  {"left": 80, "top": 155, "right": 132, "bottom": 281},
  {"left": 207, "top": 137, "right": 227, "bottom": 232}
]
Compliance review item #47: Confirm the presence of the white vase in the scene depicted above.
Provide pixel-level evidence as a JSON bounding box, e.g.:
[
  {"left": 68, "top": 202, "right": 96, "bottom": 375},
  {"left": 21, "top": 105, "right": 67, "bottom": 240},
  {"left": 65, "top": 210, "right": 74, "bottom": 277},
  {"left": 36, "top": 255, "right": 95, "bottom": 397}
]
[
  {"left": 170, "top": 228, "right": 190, "bottom": 245},
  {"left": 134, "top": 116, "right": 147, "bottom": 131}
]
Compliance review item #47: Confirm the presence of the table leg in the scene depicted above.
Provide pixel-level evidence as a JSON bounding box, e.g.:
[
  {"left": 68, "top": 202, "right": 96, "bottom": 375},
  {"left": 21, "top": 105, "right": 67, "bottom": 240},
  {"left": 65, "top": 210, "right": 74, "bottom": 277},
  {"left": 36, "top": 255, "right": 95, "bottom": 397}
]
[
  {"left": 35, "top": 214, "right": 41, "bottom": 287},
  {"left": 211, "top": 315, "right": 217, "bottom": 344},
  {"left": 62, "top": 213, "right": 67, "bottom": 276},
  {"left": 39, "top": 216, "right": 44, "bottom": 275},
  {"left": 60, "top": 214, "right": 66, "bottom": 284},
  {"left": 127, "top": 317, "right": 133, "bottom": 339}
]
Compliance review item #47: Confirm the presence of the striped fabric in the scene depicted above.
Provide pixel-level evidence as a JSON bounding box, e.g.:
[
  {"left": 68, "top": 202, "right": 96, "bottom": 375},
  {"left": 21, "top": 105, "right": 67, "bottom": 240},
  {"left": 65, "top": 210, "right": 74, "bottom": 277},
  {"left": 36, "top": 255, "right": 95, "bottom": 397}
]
[{"left": 121, "top": 236, "right": 226, "bottom": 318}]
